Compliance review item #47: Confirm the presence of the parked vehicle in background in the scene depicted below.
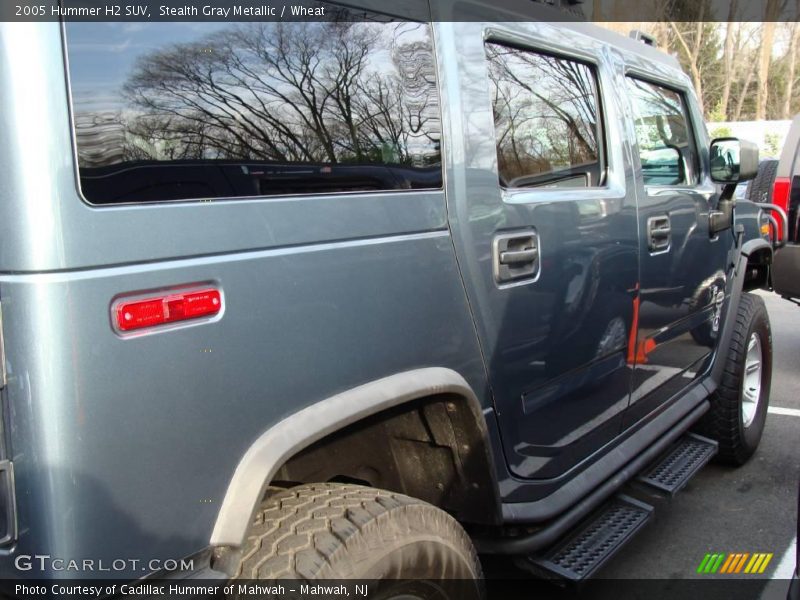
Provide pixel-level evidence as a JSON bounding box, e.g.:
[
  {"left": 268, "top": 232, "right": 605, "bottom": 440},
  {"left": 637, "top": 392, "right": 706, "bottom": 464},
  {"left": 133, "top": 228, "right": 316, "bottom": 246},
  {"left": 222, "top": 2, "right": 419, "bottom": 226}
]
[
  {"left": 770, "top": 115, "right": 800, "bottom": 303},
  {"left": 0, "top": 0, "right": 783, "bottom": 590}
]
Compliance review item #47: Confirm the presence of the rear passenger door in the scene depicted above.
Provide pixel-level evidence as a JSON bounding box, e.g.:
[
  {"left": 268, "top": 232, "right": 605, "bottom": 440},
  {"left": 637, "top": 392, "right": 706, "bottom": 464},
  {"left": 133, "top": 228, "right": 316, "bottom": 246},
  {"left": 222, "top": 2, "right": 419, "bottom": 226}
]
[
  {"left": 439, "top": 22, "right": 639, "bottom": 482},
  {"left": 623, "top": 75, "right": 728, "bottom": 426}
]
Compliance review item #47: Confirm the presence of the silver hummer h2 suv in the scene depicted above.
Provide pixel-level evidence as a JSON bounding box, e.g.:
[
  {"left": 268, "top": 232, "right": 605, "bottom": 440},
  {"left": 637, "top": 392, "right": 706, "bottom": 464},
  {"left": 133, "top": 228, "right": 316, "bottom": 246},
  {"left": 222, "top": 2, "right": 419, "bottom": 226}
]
[{"left": 0, "top": 0, "right": 781, "bottom": 590}]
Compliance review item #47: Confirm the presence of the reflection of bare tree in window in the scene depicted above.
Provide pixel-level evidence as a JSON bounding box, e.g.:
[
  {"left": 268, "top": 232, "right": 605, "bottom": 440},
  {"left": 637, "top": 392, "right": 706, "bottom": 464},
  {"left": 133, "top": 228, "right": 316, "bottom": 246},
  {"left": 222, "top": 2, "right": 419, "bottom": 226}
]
[
  {"left": 486, "top": 44, "right": 600, "bottom": 185},
  {"left": 92, "top": 22, "right": 440, "bottom": 168},
  {"left": 626, "top": 78, "right": 687, "bottom": 148},
  {"left": 354, "top": 36, "right": 440, "bottom": 165},
  {"left": 626, "top": 77, "right": 698, "bottom": 186}
]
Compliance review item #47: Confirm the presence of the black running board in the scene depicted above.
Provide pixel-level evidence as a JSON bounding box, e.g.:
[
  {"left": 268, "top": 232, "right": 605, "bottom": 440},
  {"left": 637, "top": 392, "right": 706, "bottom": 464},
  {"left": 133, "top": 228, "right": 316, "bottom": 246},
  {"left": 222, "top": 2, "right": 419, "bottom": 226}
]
[
  {"left": 636, "top": 433, "right": 717, "bottom": 496},
  {"left": 506, "top": 434, "right": 715, "bottom": 581},
  {"left": 475, "top": 401, "right": 709, "bottom": 556},
  {"left": 521, "top": 495, "right": 653, "bottom": 581}
]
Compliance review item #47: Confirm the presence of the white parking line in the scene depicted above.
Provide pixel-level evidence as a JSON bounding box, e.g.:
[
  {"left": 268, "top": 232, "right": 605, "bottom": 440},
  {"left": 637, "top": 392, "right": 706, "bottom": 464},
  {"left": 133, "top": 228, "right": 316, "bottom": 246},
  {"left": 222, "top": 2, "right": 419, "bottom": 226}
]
[
  {"left": 773, "top": 537, "right": 798, "bottom": 579},
  {"left": 758, "top": 538, "right": 797, "bottom": 600},
  {"left": 768, "top": 406, "right": 800, "bottom": 417}
]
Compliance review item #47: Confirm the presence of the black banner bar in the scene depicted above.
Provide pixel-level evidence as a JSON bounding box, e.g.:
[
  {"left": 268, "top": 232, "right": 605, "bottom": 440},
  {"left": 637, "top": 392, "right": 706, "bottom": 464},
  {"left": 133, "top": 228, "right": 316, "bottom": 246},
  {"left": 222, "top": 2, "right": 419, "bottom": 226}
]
[
  {"left": 2, "top": 0, "right": 800, "bottom": 22},
  {"left": 0, "top": 578, "right": 795, "bottom": 600}
]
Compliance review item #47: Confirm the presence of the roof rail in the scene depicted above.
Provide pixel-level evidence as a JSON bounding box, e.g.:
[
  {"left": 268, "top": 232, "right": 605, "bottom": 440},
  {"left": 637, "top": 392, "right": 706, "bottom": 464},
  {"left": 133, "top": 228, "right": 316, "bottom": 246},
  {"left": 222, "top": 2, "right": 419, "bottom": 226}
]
[
  {"left": 629, "top": 30, "right": 656, "bottom": 47},
  {"left": 529, "top": 0, "right": 586, "bottom": 19}
]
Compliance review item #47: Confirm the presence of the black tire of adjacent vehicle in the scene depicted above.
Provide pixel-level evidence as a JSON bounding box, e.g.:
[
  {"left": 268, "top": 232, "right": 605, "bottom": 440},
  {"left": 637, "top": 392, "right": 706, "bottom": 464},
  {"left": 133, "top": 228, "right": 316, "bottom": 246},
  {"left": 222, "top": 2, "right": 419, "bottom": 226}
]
[
  {"left": 696, "top": 293, "right": 772, "bottom": 465},
  {"left": 745, "top": 159, "right": 779, "bottom": 204},
  {"left": 232, "top": 483, "right": 484, "bottom": 599}
]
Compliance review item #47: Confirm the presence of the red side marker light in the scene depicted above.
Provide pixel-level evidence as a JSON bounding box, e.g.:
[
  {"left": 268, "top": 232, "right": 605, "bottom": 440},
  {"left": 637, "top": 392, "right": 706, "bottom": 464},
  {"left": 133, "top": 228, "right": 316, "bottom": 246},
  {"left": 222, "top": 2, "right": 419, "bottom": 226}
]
[{"left": 116, "top": 289, "right": 221, "bottom": 332}]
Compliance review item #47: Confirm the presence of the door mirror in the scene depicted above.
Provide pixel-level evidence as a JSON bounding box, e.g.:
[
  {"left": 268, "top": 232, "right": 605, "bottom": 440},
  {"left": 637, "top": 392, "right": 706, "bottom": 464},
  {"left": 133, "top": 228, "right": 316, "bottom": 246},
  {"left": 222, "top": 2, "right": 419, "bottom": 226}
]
[{"left": 710, "top": 138, "right": 759, "bottom": 184}]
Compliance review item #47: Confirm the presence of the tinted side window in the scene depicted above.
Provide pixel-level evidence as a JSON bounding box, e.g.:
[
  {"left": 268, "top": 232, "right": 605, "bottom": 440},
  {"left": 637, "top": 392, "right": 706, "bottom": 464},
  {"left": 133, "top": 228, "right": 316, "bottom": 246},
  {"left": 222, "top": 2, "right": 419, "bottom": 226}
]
[
  {"left": 626, "top": 78, "right": 699, "bottom": 186},
  {"left": 65, "top": 20, "right": 441, "bottom": 204},
  {"left": 485, "top": 43, "right": 605, "bottom": 189}
]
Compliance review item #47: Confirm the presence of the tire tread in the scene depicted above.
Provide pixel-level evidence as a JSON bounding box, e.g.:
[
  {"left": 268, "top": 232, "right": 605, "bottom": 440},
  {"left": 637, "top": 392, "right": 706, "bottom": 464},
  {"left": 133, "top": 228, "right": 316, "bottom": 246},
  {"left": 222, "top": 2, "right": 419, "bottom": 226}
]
[{"left": 234, "top": 483, "right": 482, "bottom": 580}]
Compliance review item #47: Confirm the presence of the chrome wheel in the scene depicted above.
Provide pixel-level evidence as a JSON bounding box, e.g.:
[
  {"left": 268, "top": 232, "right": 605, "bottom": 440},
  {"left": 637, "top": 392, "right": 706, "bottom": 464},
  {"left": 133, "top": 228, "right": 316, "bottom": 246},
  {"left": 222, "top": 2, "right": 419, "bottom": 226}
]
[{"left": 741, "top": 332, "right": 763, "bottom": 428}]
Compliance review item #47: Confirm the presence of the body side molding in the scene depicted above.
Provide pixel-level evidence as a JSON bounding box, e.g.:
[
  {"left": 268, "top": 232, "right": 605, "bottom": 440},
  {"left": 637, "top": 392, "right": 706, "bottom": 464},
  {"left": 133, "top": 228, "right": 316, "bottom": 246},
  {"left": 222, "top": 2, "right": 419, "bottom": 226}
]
[{"left": 210, "top": 367, "right": 488, "bottom": 548}]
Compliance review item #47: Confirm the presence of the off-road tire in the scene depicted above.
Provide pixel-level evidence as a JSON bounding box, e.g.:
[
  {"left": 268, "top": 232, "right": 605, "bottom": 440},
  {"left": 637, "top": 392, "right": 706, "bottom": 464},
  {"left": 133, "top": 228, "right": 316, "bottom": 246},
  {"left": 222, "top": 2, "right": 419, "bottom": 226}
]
[
  {"left": 695, "top": 293, "right": 772, "bottom": 465},
  {"left": 745, "top": 159, "right": 779, "bottom": 204},
  {"left": 232, "top": 483, "right": 484, "bottom": 597}
]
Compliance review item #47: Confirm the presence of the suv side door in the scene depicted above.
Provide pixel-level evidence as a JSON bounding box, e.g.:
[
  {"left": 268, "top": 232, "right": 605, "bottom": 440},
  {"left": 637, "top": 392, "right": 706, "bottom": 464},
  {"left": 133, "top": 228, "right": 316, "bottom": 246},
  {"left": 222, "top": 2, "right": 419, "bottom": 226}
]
[
  {"left": 622, "top": 71, "right": 729, "bottom": 426},
  {"left": 438, "top": 21, "right": 639, "bottom": 484}
]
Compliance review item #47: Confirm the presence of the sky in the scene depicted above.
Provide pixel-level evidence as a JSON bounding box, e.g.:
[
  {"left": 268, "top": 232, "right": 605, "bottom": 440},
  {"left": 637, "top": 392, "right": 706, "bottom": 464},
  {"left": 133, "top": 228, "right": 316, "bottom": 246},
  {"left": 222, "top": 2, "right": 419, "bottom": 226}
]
[{"left": 66, "top": 22, "right": 229, "bottom": 112}]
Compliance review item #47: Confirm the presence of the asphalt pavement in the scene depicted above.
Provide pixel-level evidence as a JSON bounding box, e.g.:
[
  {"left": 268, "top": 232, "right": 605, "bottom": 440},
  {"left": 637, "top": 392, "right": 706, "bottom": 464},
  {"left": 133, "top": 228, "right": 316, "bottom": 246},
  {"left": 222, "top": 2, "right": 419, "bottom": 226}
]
[
  {"left": 599, "top": 290, "right": 799, "bottom": 580},
  {"left": 484, "top": 290, "right": 799, "bottom": 595}
]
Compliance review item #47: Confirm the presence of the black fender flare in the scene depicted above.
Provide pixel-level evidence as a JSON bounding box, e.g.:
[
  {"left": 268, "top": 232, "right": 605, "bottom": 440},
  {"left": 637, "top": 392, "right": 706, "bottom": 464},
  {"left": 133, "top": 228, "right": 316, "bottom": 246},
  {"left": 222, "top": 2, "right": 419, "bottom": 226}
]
[{"left": 708, "top": 237, "right": 773, "bottom": 391}]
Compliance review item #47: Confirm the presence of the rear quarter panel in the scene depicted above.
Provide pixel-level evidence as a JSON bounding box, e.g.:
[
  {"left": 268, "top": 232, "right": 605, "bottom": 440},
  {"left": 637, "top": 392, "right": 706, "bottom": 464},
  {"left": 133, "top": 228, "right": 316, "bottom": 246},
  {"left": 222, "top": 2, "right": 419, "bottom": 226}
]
[{"left": 0, "top": 22, "right": 487, "bottom": 577}]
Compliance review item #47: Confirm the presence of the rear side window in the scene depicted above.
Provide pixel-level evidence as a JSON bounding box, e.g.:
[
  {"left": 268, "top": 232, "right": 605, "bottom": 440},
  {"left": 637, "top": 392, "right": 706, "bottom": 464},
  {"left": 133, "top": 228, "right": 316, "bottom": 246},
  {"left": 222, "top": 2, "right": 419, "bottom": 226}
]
[
  {"left": 626, "top": 78, "right": 699, "bottom": 186},
  {"left": 65, "top": 20, "right": 442, "bottom": 204},
  {"left": 485, "top": 43, "right": 605, "bottom": 189}
]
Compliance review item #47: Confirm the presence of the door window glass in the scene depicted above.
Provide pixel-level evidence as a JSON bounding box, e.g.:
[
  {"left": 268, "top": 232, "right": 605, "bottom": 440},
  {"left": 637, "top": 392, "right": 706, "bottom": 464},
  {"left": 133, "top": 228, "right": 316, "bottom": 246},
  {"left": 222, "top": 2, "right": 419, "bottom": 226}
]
[
  {"left": 65, "top": 17, "right": 442, "bottom": 204},
  {"left": 485, "top": 43, "right": 605, "bottom": 189},
  {"left": 626, "top": 78, "right": 699, "bottom": 186}
]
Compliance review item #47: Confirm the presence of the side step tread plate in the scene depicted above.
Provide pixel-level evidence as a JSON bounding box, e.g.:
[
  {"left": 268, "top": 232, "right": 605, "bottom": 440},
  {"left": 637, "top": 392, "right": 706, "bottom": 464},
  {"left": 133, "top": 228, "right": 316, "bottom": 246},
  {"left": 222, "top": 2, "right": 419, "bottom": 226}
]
[
  {"left": 526, "top": 494, "right": 653, "bottom": 581},
  {"left": 636, "top": 432, "right": 718, "bottom": 496}
]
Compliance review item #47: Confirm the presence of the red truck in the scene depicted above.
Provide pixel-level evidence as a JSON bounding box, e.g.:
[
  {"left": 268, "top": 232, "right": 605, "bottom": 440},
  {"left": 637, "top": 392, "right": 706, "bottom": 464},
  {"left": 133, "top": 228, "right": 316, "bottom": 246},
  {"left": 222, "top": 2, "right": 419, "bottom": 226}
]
[{"left": 767, "top": 115, "right": 800, "bottom": 303}]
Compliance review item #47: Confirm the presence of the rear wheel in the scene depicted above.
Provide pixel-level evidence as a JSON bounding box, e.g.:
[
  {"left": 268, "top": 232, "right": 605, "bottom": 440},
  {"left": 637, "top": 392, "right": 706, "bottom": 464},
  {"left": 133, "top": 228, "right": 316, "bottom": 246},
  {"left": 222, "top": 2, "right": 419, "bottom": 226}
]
[
  {"left": 231, "top": 483, "right": 483, "bottom": 599},
  {"left": 696, "top": 293, "right": 772, "bottom": 465}
]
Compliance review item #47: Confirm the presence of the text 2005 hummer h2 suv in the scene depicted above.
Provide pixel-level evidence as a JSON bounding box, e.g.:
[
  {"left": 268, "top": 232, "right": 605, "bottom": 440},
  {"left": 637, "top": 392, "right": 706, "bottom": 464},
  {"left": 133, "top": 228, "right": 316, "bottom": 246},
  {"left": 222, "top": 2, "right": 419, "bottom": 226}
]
[{"left": 0, "top": 0, "right": 779, "bottom": 588}]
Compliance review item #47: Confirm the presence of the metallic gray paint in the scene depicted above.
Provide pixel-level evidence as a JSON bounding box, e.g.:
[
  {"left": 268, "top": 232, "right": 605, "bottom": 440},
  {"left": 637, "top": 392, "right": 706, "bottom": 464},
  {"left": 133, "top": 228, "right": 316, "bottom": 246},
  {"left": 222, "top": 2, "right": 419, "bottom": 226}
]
[
  {"left": 0, "top": 22, "right": 489, "bottom": 574},
  {"left": 0, "top": 232, "right": 488, "bottom": 577},
  {"left": 0, "top": 13, "right": 772, "bottom": 578},
  {"left": 0, "top": 23, "right": 450, "bottom": 273},
  {"left": 437, "top": 19, "right": 641, "bottom": 481}
]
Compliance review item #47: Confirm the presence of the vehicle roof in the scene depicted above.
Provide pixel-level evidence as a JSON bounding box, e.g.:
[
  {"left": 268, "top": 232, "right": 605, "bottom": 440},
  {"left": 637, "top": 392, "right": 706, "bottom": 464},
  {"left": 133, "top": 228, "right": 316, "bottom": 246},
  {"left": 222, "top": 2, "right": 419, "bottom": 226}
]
[
  {"left": 346, "top": 0, "right": 684, "bottom": 74},
  {"left": 567, "top": 21, "right": 683, "bottom": 72}
]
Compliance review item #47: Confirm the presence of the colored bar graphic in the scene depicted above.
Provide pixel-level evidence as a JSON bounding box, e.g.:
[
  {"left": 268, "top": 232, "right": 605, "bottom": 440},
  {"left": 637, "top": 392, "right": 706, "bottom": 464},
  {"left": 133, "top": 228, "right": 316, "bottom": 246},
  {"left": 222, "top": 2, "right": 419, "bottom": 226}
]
[
  {"left": 719, "top": 553, "right": 734, "bottom": 573},
  {"left": 722, "top": 553, "right": 741, "bottom": 573},
  {"left": 744, "top": 554, "right": 762, "bottom": 573},
  {"left": 758, "top": 554, "right": 773, "bottom": 574},
  {"left": 698, "top": 552, "right": 774, "bottom": 575},
  {"left": 735, "top": 553, "right": 749, "bottom": 573},
  {"left": 697, "top": 554, "right": 713, "bottom": 573},
  {"left": 720, "top": 554, "right": 736, "bottom": 574},
  {"left": 711, "top": 554, "right": 725, "bottom": 573}
]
